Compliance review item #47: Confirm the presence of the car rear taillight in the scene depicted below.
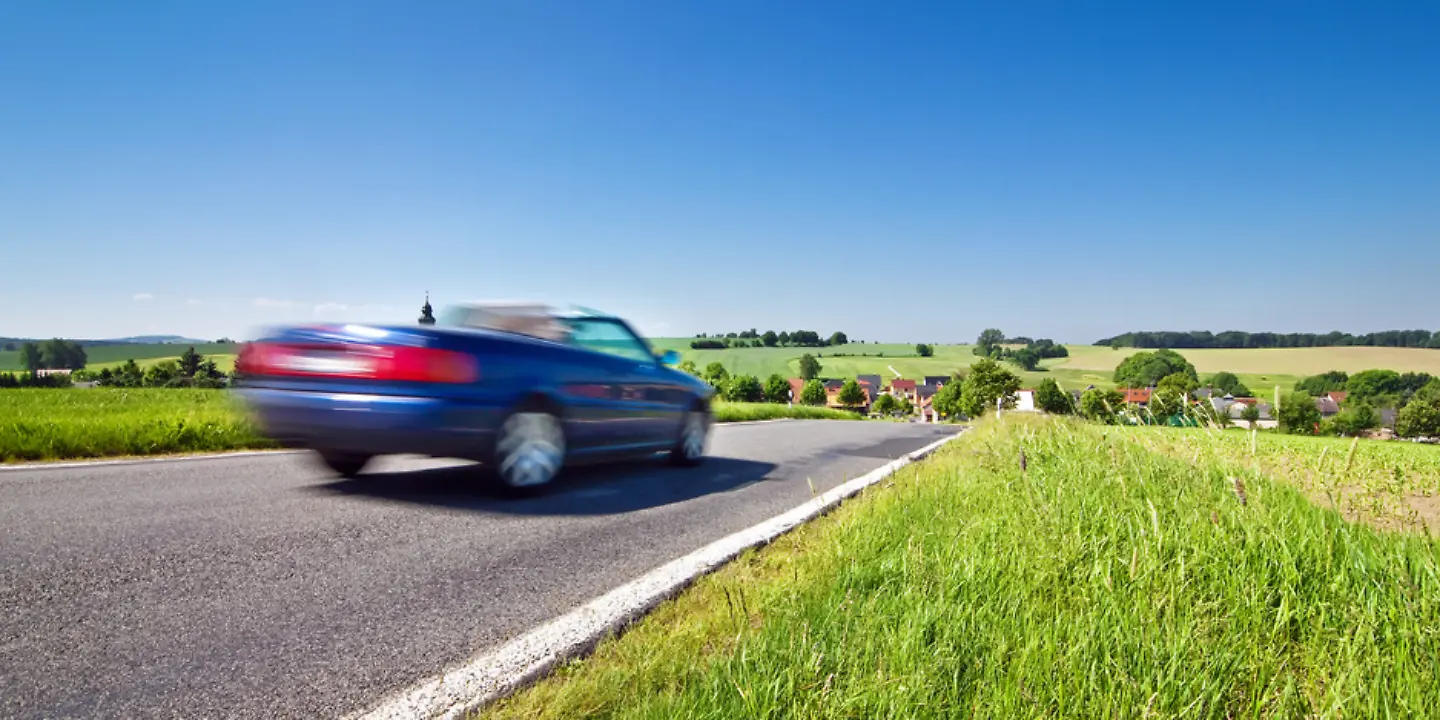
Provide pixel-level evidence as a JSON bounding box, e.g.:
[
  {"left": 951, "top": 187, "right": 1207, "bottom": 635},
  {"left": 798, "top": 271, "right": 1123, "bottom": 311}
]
[{"left": 241, "top": 342, "right": 479, "bottom": 383}]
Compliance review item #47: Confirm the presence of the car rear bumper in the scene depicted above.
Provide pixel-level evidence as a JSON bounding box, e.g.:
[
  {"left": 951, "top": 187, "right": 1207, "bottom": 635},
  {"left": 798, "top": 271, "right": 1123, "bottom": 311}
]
[{"left": 237, "top": 387, "right": 501, "bottom": 459}]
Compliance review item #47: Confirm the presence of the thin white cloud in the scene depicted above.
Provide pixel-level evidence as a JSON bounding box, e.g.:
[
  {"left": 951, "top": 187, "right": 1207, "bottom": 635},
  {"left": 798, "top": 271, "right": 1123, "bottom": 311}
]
[
  {"left": 252, "top": 297, "right": 299, "bottom": 308},
  {"left": 133, "top": 293, "right": 154, "bottom": 301}
]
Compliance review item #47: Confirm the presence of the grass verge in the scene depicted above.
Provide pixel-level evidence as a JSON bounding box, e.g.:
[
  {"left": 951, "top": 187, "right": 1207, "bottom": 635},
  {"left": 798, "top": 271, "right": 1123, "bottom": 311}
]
[
  {"left": 478, "top": 414, "right": 1440, "bottom": 719},
  {"left": 712, "top": 401, "right": 861, "bottom": 422},
  {"left": 0, "top": 392, "right": 866, "bottom": 463}
]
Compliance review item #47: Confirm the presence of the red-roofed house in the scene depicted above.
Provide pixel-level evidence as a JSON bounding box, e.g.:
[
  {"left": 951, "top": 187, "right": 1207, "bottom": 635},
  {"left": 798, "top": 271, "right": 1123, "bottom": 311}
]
[
  {"left": 787, "top": 378, "right": 807, "bottom": 404},
  {"left": 1325, "top": 391, "right": 1348, "bottom": 405},
  {"left": 1118, "top": 387, "right": 1152, "bottom": 405},
  {"left": 889, "top": 378, "right": 918, "bottom": 402}
]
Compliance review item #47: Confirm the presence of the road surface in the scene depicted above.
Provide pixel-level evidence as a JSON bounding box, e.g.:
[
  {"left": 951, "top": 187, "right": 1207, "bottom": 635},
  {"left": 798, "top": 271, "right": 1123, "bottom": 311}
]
[{"left": 0, "top": 420, "right": 957, "bottom": 719}]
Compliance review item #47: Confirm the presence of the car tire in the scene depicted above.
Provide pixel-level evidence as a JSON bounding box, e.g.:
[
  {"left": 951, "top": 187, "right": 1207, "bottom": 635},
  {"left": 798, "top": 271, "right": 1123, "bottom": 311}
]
[
  {"left": 669, "top": 407, "right": 710, "bottom": 467},
  {"left": 491, "top": 409, "right": 567, "bottom": 494},
  {"left": 316, "top": 450, "right": 371, "bottom": 478}
]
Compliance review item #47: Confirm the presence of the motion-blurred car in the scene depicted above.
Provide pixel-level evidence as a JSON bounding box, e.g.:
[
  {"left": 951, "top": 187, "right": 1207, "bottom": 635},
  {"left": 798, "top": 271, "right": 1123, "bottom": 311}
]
[{"left": 235, "top": 303, "right": 714, "bottom": 492}]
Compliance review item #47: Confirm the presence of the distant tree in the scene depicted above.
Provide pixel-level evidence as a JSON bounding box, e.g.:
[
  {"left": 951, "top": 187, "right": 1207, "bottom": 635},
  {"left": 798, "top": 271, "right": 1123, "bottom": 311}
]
[
  {"left": 38, "top": 338, "right": 86, "bottom": 370},
  {"left": 800, "top": 379, "right": 827, "bottom": 406},
  {"left": 1346, "top": 369, "right": 1403, "bottom": 407},
  {"left": 1034, "top": 378, "right": 1072, "bottom": 414},
  {"left": 1240, "top": 403, "right": 1262, "bottom": 425},
  {"left": 837, "top": 379, "right": 866, "bottom": 408},
  {"left": 1276, "top": 391, "right": 1322, "bottom": 434},
  {"left": 959, "top": 358, "right": 1022, "bottom": 417},
  {"left": 1079, "top": 388, "right": 1125, "bottom": 423},
  {"left": 1207, "top": 371, "right": 1252, "bottom": 398},
  {"left": 19, "top": 342, "right": 42, "bottom": 373},
  {"left": 1113, "top": 348, "right": 1198, "bottom": 388},
  {"left": 2, "top": 342, "right": 15, "bottom": 351},
  {"left": 678, "top": 359, "right": 698, "bottom": 377},
  {"left": 1396, "top": 396, "right": 1440, "bottom": 438},
  {"left": 1296, "top": 371, "right": 1349, "bottom": 395},
  {"left": 761, "top": 331, "right": 778, "bottom": 347},
  {"left": 798, "top": 353, "right": 822, "bottom": 381},
  {"left": 144, "top": 360, "right": 181, "bottom": 387},
  {"left": 763, "top": 374, "right": 791, "bottom": 404},
  {"left": 1149, "top": 373, "right": 1201, "bottom": 420},
  {"left": 897, "top": 396, "right": 914, "bottom": 415},
  {"left": 915, "top": 343, "right": 934, "bottom": 357},
  {"left": 723, "top": 374, "right": 764, "bottom": 403},
  {"left": 691, "top": 339, "right": 727, "bottom": 349},
  {"left": 1328, "top": 402, "right": 1379, "bottom": 436},
  {"left": 96, "top": 368, "right": 115, "bottom": 386},
  {"left": 1010, "top": 347, "right": 1041, "bottom": 371},
  {"left": 778, "top": 331, "right": 791, "bottom": 346},
  {"left": 115, "top": 359, "right": 144, "bottom": 387},
  {"left": 828, "top": 331, "right": 849, "bottom": 346},
  {"left": 872, "top": 393, "right": 898, "bottom": 415},
  {"left": 179, "top": 346, "right": 203, "bottom": 378},
  {"left": 703, "top": 362, "right": 730, "bottom": 387},
  {"left": 974, "top": 328, "right": 1006, "bottom": 358}
]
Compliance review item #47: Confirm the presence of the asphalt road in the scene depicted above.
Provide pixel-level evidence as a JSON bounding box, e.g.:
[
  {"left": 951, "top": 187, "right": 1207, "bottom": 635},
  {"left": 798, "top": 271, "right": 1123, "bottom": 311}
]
[{"left": 0, "top": 420, "right": 957, "bottom": 720}]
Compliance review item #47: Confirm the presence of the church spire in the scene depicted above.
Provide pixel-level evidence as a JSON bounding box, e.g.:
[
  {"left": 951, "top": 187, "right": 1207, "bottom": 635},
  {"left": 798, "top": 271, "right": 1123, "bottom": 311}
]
[{"left": 419, "top": 292, "right": 435, "bottom": 325}]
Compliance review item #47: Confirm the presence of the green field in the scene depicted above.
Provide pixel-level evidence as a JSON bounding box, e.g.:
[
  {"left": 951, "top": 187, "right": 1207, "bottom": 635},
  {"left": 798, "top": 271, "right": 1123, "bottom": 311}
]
[
  {"left": 0, "top": 390, "right": 862, "bottom": 463},
  {"left": 651, "top": 339, "right": 1440, "bottom": 394},
  {"left": 478, "top": 414, "right": 1440, "bottom": 719},
  {"left": 0, "top": 342, "right": 237, "bottom": 372}
]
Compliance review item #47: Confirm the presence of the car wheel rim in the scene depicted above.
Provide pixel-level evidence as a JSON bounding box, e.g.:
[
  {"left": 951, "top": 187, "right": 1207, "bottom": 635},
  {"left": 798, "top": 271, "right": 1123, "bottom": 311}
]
[
  {"left": 682, "top": 412, "right": 707, "bottom": 459},
  {"left": 497, "top": 412, "right": 564, "bottom": 487}
]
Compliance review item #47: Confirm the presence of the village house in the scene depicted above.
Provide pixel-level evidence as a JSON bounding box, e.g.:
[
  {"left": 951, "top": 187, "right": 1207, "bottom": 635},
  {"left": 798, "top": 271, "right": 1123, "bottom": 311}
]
[
  {"left": 888, "top": 378, "right": 918, "bottom": 402},
  {"left": 1009, "top": 389, "right": 1038, "bottom": 412}
]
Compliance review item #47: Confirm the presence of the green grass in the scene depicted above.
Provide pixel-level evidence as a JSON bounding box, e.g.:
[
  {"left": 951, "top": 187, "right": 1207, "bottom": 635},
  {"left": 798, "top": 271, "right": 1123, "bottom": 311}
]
[
  {"left": 478, "top": 415, "right": 1440, "bottom": 719},
  {"left": 712, "top": 401, "right": 861, "bottom": 422},
  {"left": 1122, "top": 425, "right": 1440, "bottom": 533},
  {"left": 0, "top": 391, "right": 866, "bottom": 463},
  {"left": 0, "top": 342, "right": 237, "bottom": 372},
  {"left": 0, "top": 388, "right": 274, "bottom": 462}
]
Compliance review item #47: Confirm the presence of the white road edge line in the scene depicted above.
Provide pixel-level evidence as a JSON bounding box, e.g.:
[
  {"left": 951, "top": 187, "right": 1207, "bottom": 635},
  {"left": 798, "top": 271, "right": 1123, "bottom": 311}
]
[
  {"left": 0, "top": 449, "right": 305, "bottom": 472},
  {"left": 0, "top": 419, "right": 818, "bottom": 472},
  {"left": 349, "top": 429, "right": 965, "bottom": 720}
]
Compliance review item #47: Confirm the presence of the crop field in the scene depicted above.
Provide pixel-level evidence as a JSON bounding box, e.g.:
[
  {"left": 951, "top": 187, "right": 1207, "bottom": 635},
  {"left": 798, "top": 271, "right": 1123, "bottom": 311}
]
[
  {"left": 1058, "top": 344, "right": 1440, "bottom": 377},
  {"left": 478, "top": 415, "right": 1440, "bottom": 719},
  {"left": 649, "top": 340, "right": 1440, "bottom": 395},
  {"left": 0, "top": 390, "right": 861, "bottom": 463},
  {"left": 0, "top": 342, "right": 237, "bottom": 372}
]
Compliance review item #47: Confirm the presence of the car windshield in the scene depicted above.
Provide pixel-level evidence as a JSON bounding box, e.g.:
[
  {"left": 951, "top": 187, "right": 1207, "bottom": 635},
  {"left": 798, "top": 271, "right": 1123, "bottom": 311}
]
[{"left": 563, "top": 318, "right": 655, "bottom": 363}]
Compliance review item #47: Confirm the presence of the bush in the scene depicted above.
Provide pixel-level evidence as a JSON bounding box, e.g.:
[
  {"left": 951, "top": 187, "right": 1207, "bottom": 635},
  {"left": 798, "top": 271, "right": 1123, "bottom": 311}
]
[
  {"left": 1396, "top": 397, "right": 1440, "bottom": 438},
  {"left": 1276, "top": 391, "right": 1322, "bottom": 435},
  {"left": 722, "top": 375, "right": 764, "bottom": 403}
]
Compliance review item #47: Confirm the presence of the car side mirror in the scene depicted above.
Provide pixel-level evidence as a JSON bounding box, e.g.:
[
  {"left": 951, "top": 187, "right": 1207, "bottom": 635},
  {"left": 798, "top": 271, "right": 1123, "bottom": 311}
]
[{"left": 659, "top": 350, "right": 681, "bottom": 366}]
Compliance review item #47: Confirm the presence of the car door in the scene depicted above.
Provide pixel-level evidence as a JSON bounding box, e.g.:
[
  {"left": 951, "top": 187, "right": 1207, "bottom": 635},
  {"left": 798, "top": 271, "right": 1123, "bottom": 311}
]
[{"left": 564, "top": 318, "right": 674, "bottom": 449}]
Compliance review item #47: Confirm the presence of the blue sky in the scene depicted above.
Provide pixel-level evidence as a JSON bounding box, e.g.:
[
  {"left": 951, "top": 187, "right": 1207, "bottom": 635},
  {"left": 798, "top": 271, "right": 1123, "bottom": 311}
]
[{"left": 3, "top": 1, "right": 1437, "bottom": 344}]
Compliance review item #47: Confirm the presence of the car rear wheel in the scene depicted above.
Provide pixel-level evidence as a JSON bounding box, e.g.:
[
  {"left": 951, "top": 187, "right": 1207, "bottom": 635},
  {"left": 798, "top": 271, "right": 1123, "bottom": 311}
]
[
  {"left": 493, "top": 410, "right": 566, "bottom": 492},
  {"left": 669, "top": 408, "right": 710, "bottom": 466},
  {"left": 316, "top": 450, "right": 371, "bottom": 478}
]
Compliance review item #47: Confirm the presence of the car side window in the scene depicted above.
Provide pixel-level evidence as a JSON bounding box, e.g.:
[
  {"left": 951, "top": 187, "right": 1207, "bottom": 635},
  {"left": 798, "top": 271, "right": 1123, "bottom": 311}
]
[{"left": 566, "top": 319, "right": 656, "bottom": 364}]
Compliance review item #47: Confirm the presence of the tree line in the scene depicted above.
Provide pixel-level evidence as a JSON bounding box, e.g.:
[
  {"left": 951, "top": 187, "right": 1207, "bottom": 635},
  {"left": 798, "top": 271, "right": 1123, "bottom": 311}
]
[
  {"left": 1, "top": 345, "right": 236, "bottom": 389},
  {"left": 10, "top": 339, "right": 88, "bottom": 371},
  {"left": 1095, "top": 329, "right": 1440, "bottom": 350},
  {"left": 691, "top": 329, "right": 849, "bottom": 350},
  {"left": 972, "top": 329, "right": 1070, "bottom": 371}
]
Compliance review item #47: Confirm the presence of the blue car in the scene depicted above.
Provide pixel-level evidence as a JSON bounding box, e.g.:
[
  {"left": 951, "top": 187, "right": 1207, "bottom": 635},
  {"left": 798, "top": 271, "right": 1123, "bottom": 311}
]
[{"left": 235, "top": 303, "right": 715, "bottom": 492}]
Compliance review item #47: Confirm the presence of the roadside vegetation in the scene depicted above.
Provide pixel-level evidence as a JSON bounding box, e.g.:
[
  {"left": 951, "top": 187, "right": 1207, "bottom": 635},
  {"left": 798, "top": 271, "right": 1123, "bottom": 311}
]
[
  {"left": 0, "top": 392, "right": 860, "bottom": 463},
  {"left": 478, "top": 415, "right": 1440, "bottom": 719},
  {"left": 0, "top": 388, "right": 275, "bottom": 462}
]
